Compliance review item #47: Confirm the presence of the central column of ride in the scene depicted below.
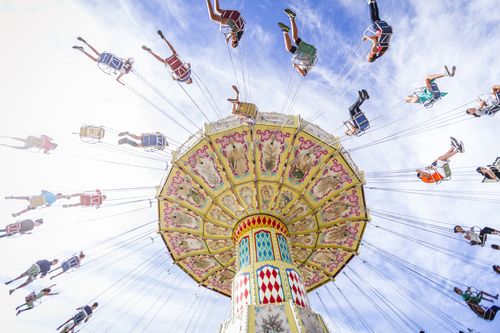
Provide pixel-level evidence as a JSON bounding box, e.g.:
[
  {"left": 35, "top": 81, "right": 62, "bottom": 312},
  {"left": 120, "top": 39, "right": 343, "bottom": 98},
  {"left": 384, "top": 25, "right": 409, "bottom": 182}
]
[{"left": 220, "top": 214, "right": 329, "bottom": 333}]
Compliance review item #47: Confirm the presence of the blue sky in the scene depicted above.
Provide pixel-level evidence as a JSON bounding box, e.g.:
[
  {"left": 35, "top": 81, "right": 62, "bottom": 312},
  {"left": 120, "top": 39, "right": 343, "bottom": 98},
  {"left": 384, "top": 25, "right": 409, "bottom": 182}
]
[{"left": 0, "top": 0, "right": 499, "bottom": 332}]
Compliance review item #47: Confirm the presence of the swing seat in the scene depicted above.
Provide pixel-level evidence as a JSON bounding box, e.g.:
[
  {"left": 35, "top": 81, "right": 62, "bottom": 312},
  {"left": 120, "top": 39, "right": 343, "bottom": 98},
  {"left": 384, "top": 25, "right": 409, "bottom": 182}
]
[
  {"left": 29, "top": 196, "right": 47, "bottom": 208},
  {"left": 26, "top": 136, "right": 43, "bottom": 147},
  {"left": 219, "top": 10, "right": 245, "bottom": 36},
  {"left": 97, "top": 52, "right": 125, "bottom": 74},
  {"left": 292, "top": 41, "right": 318, "bottom": 68},
  {"left": 478, "top": 92, "right": 500, "bottom": 116},
  {"left": 79, "top": 126, "right": 105, "bottom": 144},
  {"left": 142, "top": 133, "right": 168, "bottom": 152},
  {"left": 234, "top": 103, "right": 258, "bottom": 119},
  {"left": 442, "top": 163, "right": 452, "bottom": 180},
  {"left": 165, "top": 55, "right": 191, "bottom": 82},
  {"left": 413, "top": 87, "right": 440, "bottom": 109},
  {"left": 353, "top": 112, "right": 370, "bottom": 132},
  {"left": 6, "top": 222, "right": 21, "bottom": 235},
  {"left": 364, "top": 21, "right": 393, "bottom": 48}
]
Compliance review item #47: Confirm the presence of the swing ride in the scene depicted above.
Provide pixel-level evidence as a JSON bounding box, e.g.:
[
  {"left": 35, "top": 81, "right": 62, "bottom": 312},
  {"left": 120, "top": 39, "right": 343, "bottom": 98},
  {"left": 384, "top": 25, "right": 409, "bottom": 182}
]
[
  {"left": 2, "top": 1, "right": 500, "bottom": 333},
  {"left": 158, "top": 112, "right": 368, "bottom": 332}
]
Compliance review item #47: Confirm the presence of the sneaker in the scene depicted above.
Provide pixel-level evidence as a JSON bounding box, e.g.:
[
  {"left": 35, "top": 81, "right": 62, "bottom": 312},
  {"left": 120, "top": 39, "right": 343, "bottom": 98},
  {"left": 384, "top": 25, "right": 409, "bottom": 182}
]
[
  {"left": 72, "top": 46, "right": 84, "bottom": 51},
  {"left": 278, "top": 22, "right": 290, "bottom": 32},
  {"left": 5, "top": 280, "right": 11, "bottom": 285},
  {"left": 358, "top": 91, "right": 364, "bottom": 100},
  {"left": 232, "top": 85, "right": 240, "bottom": 94},
  {"left": 362, "top": 89, "right": 370, "bottom": 100},
  {"left": 76, "top": 36, "right": 86, "bottom": 43},
  {"left": 16, "top": 310, "right": 21, "bottom": 316},
  {"left": 450, "top": 136, "right": 459, "bottom": 148},
  {"left": 9, "top": 289, "right": 14, "bottom": 295},
  {"left": 284, "top": 8, "right": 296, "bottom": 19},
  {"left": 457, "top": 141, "right": 465, "bottom": 153},
  {"left": 141, "top": 45, "right": 151, "bottom": 52},
  {"left": 444, "top": 65, "right": 456, "bottom": 77},
  {"left": 157, "top": 30, "right": 165, "bottom": 39}
]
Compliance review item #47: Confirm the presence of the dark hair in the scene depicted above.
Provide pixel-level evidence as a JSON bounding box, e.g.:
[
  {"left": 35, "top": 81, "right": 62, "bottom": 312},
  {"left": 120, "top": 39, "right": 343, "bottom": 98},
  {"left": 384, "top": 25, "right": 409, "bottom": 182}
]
[
  {"left": 476, "top": 167, "right": 483, "bottom": 174},
  {"left": 35, "top": 218, "right": 44, "bottom": 224},
  {"left": 236, "top": 31, "right": 244, "bottom": 42},
  {"left": 416, "top": 172, "right": 422, "bottom": 179},
  {"left": 453, "top": 226, "right": 461, "bottom": 233},
  {"left": 92, "top": 302, "right": 99, "bottom": 307}
]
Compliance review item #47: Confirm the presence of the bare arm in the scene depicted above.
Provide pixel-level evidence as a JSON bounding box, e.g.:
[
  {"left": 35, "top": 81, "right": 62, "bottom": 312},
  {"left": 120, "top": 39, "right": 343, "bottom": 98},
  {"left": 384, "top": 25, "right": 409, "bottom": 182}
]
[
  {"left": 294, "top": 64, "right": 307, "bottom": 77},
  {"left": 116, "top": 73, "right": 125, "bottom": 85}
]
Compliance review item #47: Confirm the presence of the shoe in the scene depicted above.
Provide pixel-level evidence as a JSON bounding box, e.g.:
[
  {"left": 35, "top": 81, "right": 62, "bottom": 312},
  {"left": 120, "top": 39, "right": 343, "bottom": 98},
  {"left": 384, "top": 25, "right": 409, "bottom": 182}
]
[
  {"left": 12, "top": 213, "right": 18, "bottom": 217},
  {"left": 5, "top": 280, "right": 11, "bottom": 285},
  {"left": 16, "top": 310, "right": 20, "bottom": 316},
  {"left": 118, "top": 138, "right": 128, "bottom": 145},
  {"left": 450, "top": 136, "right": 459, "bottom": 148},
  {"left": 362, "top": 89, "right": 370, "bottom": 100},
  {"left": 492, "top": 244, "right": 500, "bottom": 250},
  {"left": 5, "top": 196, "right": 13, "bottom": 199},
  {"left": 457, "top": 141, "right": 465, "bottom": 153},
  {"left": 141, "top": 45, "right": 151, "bottom": 52},
  {"left": 444, "top": 65, "right": 456, "bottom": 77},
  {"left": 76, "top": 36, "right": 86, "bottom": 43},
  {"left": 118, "top": 132, "right": 129, "bottom": 136},
  {"left": 232, "top": 85, "right": 239, "bottom": 94},
  {"left": 157, "top": 30, "right": 165, "bottom": 39},
  {"left": 72, "top": 46, "right": 84, "bottom": 51},
  {"left": 9, "top": 289, "right": 14, "bottom": 295},
  {"left": 358, "top": 91, "right": 363, "bottom": 100},
  {"left": 278, "top": 22, "right": 290, "bottom": 32},
  {"left": 284, "top": 9, "right": 296, "bottom": 19}
]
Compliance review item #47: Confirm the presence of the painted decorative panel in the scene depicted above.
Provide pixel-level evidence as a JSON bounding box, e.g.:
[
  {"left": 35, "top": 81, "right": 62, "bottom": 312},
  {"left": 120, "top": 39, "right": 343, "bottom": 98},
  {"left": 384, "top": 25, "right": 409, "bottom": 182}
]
[
  {"left": 233, "top": 273, "right": 251, "bottom": 313},
  {"left": 277, "top": 234, "right": 292, "bottom": 264},
  {"left": 254, "top": 231, "right": 275, "bottom": 262},
  {"left": 286, "top": 269, "right": 310, "bottom": 308},
  {"left": 255, "top": 304, "right": 290, "bottom": 333},
  {"left": 238, "top": 236, "right": 250, "bottom": 269}
]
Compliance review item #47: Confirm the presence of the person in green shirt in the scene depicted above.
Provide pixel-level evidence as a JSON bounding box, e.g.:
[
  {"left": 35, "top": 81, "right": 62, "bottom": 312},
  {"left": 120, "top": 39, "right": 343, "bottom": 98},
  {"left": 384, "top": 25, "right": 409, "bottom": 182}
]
[
  {"left": 405, "top": 66, "right": 456, "bottom": 107},
  {"left": 15, "top": 285, "right": 58, "bottom": 315},
  {"left": 278, "top": 9, "right": 317, "bottom": 77},
  {"left": 454, "top": 286, "right": 498, "bottom": 304}
]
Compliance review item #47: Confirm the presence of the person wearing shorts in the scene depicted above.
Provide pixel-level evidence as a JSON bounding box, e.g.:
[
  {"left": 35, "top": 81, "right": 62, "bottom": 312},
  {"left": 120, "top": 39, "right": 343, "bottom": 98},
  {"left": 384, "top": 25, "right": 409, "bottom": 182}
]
[
  {"left": 57, "top": 303, "right": 98, "bottom": 332},
  {"left": 363, "top": 0, "right": 393, "bottom": 62},
  {"left": 62, "top": 191, "right": 106, "bottom": 209},
  {"left": 0, "top": 135, "right": 58, "bottom": 153},
  {"left": 454, "top": 287, "right": 498, "bottom": 305},
  {"left": 118, "top": 132, "right": 168, "bottom": 150},
  {"left": 16, "top": 286, "right": 58, "bottom": 315},
  {"left": 466, "top": 85, "right": 500, "bottom": 117},
  {"left": 345, "top": 90, "right": 370, "bottom": 136},
  {"left": 466, "top": 302, "right": 500, "bottom": 321},
  {"left": 416, "top": 137, "right": 464, "bottom": 183},
  {"left": 406, "top": 66, "right": 456, "bottom": 107},
  {"left": 278, "top": 9, "right": 317, "bottom": 77},
  {"left": 5, "top": 259, "right": 58, "bottom": 295},
  {"left": 454, "top": 225, "right": 500, "bottom": 248},
  {"left": 6, "top": 190, "right": 65, "bottom": 217},
  {"left": 49, "top": 252, "right": 85, "bottom": 280},
  {"left": 206, "top": 0, "right": 245, "bottom": 48},
  {"left": 0, "top": 218, "right": 43, "bottom": 238}
]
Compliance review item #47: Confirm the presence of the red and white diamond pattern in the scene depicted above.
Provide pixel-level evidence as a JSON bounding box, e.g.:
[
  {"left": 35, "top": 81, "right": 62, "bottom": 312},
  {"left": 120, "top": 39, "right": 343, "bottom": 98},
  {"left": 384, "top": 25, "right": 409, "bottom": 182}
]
[
  {"left": 233, "top": 273, "right": 251, "bottom": 313},
  {"left": 257, "top": 265, "right": 284, "bottom": 304},
  {"left": 287, "top": 269, "right": 309, "bottom": 308}
]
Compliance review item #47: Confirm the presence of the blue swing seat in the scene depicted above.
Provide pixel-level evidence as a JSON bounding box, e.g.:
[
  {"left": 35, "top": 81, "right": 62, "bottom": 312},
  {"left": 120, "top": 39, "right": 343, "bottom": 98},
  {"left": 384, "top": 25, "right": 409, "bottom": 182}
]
[
  {"left": 97, "top": 52, "right": 125, "bottom": 74},
  {"left": 353, "top": 112, "right": 370, "bottom": 132}
]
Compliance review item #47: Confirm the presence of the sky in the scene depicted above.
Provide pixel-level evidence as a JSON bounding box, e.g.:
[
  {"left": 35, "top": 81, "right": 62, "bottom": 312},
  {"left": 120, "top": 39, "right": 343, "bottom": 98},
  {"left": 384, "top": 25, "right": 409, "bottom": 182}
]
[{"left": 0, "top": 0, "right": 499, "bottom": 332}]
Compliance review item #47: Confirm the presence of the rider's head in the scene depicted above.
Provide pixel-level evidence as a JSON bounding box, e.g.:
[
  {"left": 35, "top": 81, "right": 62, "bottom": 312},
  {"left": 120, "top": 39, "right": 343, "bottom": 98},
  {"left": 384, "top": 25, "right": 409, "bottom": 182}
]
[
  {"left": 186, "top": 77, "right": 193, "bottom": 85},
  {"left": 34, "top": 218, "right": 44, "bottom": 226},
  {"left": 51, "top": 259, "right": 59, "bottom": 265},
  {"left": 367, "top": 52, "right": 377, "bottom": 62},
  {"left": 453, "top": 287, "right": 462, "bottom": 295},
  {"left": 453, "top": 225, "right": 464, "bottom": 233},
  {"left": 92, "top": 302, "right": 99, "bottom": 309}
]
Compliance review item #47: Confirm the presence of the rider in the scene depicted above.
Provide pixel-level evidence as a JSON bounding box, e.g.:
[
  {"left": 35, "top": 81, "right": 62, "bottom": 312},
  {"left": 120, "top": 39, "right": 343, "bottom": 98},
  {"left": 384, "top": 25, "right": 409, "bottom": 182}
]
[
  {"left": 72, "top": 37, "right": 133, "bottom": 84},
  {"left": 0, "top": 218, "right": 44, "bottom": 238},
  {"left": 345, "top": 90, "right": 370, "bottom": 136},
  {"left": 465, "top": 302, "right": 500, "bottom": 321},
  {"left": 454, "top": 287, "right": 499, "bottom": 304},
  {"left": 6, "top": 190, "right": 65, "bottom": 217},
  {"left": 49, "top": 252, "right": 85, "bottom": 280},
  {"left": 206, "top": 0, "right": 245, "bottom": 48},
  {"left": 5, "top": 258, "right": 59, "bottom": 295},
  {"left": 15, "top": 286, "right": 58, "bottom": 316},
  {"left": 494, "top": 265, "right": 500, "bottom": 274},
  {"left": 118, "top": 132, "right": 168, "bottom": 150},
  {"left": 227, "top": 85, "right": 258, "bottom": 121},
  {"left": 142, "top": 30, "right": 192, "bottom": 84},
  {"left": 454, "top": 225, "right": 500, "bottom": 249},
  {"left": 57, "top": 303, "right": 98, "bottom": 333},
  {"left": 62, "top": 190, "right": 106, "bottom": 209},
  {"left": 278, "top": 9, "right": 318, "bottom": 77},
  {"left": 405, "top": 66, "right": 456, "bottom": 107},
  {"left": 0, "top": 135, "right": 57, "bottom": 153},
  {"left": 416, "top": 137, "right": 464, "bottom": 183},
  {"left": 476, "top": 166, "right": 500, "bottom": 181},
  {"left": 466, "top": 85, "right": 500, "bottom": 117},
  {"left": 363, "top": 0, "right": 393, "bottom": 62}
]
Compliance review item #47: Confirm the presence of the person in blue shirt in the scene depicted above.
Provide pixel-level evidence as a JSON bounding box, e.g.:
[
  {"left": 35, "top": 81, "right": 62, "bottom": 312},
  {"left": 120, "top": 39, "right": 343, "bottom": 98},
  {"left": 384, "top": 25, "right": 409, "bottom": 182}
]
[
  {"left": 5, "top": 258, "right": 58, "bottom": 295},
  {"left": 6, "top": 190, "right": 65, "bottom": 217},
  {"left": 405, "top": 66, "right": 456, "bottom": 108},
  {"left": 57, "top": 303, "right": 98, "bottom": 333},
  {"left": 118, "top": 131, "right": 168, "bottom": 150},
  {"left": 49, "top": 252, "right": 85, "bottom": 280}
]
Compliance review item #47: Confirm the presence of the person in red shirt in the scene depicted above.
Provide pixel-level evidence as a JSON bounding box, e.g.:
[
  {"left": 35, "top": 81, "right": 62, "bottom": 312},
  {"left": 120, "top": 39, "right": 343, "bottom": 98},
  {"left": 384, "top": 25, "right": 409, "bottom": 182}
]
[
  {"left": 62, "top": 190, "right": 106, "bottom": 208},
  {"left": 416, "top": 137, "right": 464, "bottom": 183},
  {"left": 0, "top": 219, "right": 44, "bottom": 238},
  {"left": 0, "top": 135, "right": 57, "bottom": 154},
  {"left": 206, "top": 0, "right": 245, "bottom": 48},
  {"left": 142, "top": 30, "right": 192, "bottom": 84}
]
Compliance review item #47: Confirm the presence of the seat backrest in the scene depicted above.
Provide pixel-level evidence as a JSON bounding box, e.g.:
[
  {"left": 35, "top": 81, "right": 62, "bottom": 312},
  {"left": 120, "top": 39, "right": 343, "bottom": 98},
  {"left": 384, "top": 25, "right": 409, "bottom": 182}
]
[
  {"left": 442, "top": 163, "right": 452, "bottom": 178},
  {"left": 354, "top": 112, "right": 370, "bottom": 131}
]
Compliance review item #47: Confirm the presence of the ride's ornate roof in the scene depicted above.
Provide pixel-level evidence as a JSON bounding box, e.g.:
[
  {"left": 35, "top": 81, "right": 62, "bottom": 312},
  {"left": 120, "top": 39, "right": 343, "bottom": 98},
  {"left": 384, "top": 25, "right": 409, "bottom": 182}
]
[{"left": 158, "top": 112, "right": 368, "bottom": 296}]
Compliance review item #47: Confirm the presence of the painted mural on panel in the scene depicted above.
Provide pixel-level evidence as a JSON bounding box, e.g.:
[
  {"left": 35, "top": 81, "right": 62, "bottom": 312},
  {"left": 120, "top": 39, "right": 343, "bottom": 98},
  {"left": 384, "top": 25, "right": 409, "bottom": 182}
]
[
  {"left": 255, "top": 304, "right": 290, "bottom": 333},
  {"left": 256, "top": 129, "right": 291, "bottom": 176},
  {"left": 184, "top": 145, "right": 224, "bottom": 190},
  {"left": 215, "top": 131, "right": 250, "bottom": 178},
  {"left": 308, "top": 158, "right": 353, "bottom": 202},
  {"left": 308, "top": 249, "right": 350, "bottom": 274},
  {"left": 287, "top": 137, "right": 328, "bottom": 184},
  {"left": 317, "top": 221, "right": 361, "bottom": 248},
  {"left": 298, "top": 307, "right": 326, "bottom": 333},
  {"left": 258, "top": 183, "right": 276, "bottom": 212},
  {"left": 161, "top": 202, "right": 202, "bottom": 231},
  {"left": 166, "top": 234, "right": 206, "bottom": 257},
  {"left": 165, "top": 169, "right": 208, "bottom": 211}
]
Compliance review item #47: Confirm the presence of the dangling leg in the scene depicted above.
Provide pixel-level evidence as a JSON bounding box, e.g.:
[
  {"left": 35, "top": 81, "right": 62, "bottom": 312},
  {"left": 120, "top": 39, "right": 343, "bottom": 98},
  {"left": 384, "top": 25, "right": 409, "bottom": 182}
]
[
  {"left": 62, "top": 203, "right": 82, "bottom": 208},
  {"left": 479, "top": 291, "right": 499, "bottom": 301},
  {"left": 425, "top": 73, "right": 446, "bottom": 90},
  {"left": 72, "top": 46, "right": 99, "bottom": 62},
  {"left": 278, "top": 24, "right": 293, "bottom": 52},
  {"left": 5, "top": 272, "right": 27, "bottom": 285},
  {"left": 214, "top": 0, "right": 223, "bottom": 13},
  {"left": 50, "top": 271, "right": 65, "bottom": 280},
  {"left": 118, "top": 138, "right": 139, "bottom": 147},
  {"left": 437, "top": 147, "right": 459, "bottom": 162},
  {"left": 9, "top": 277, "right": 35, "bottom": 295},
  {"left": 5, "top": 196, "right": 30, "bottom": 200},
  {"left": 206, "top": 0, "right": 223, "bottom": 23},
  {"left": 57, "top": 318, "right": 73, "bottom": 331},
  {"left": 76, "top": 37, "right": 100, "bottom": 56},
  {"left": 285, "top": 10, "right": 299, "bottom": 42},
  {"left": 349, "top": 92, "right": 365, "bottom": 119},
  {"left": 16, "top": 306, "right": 33, "bottom": 316},
  {"left": 15, "top": 303, "right": 27, "bottom": 311},
  {"left": 368, "top": 0, "right": 380, "bottom": 24},
  {"left": 12, "top": 206, "right": 33, "bottom": 217}
]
